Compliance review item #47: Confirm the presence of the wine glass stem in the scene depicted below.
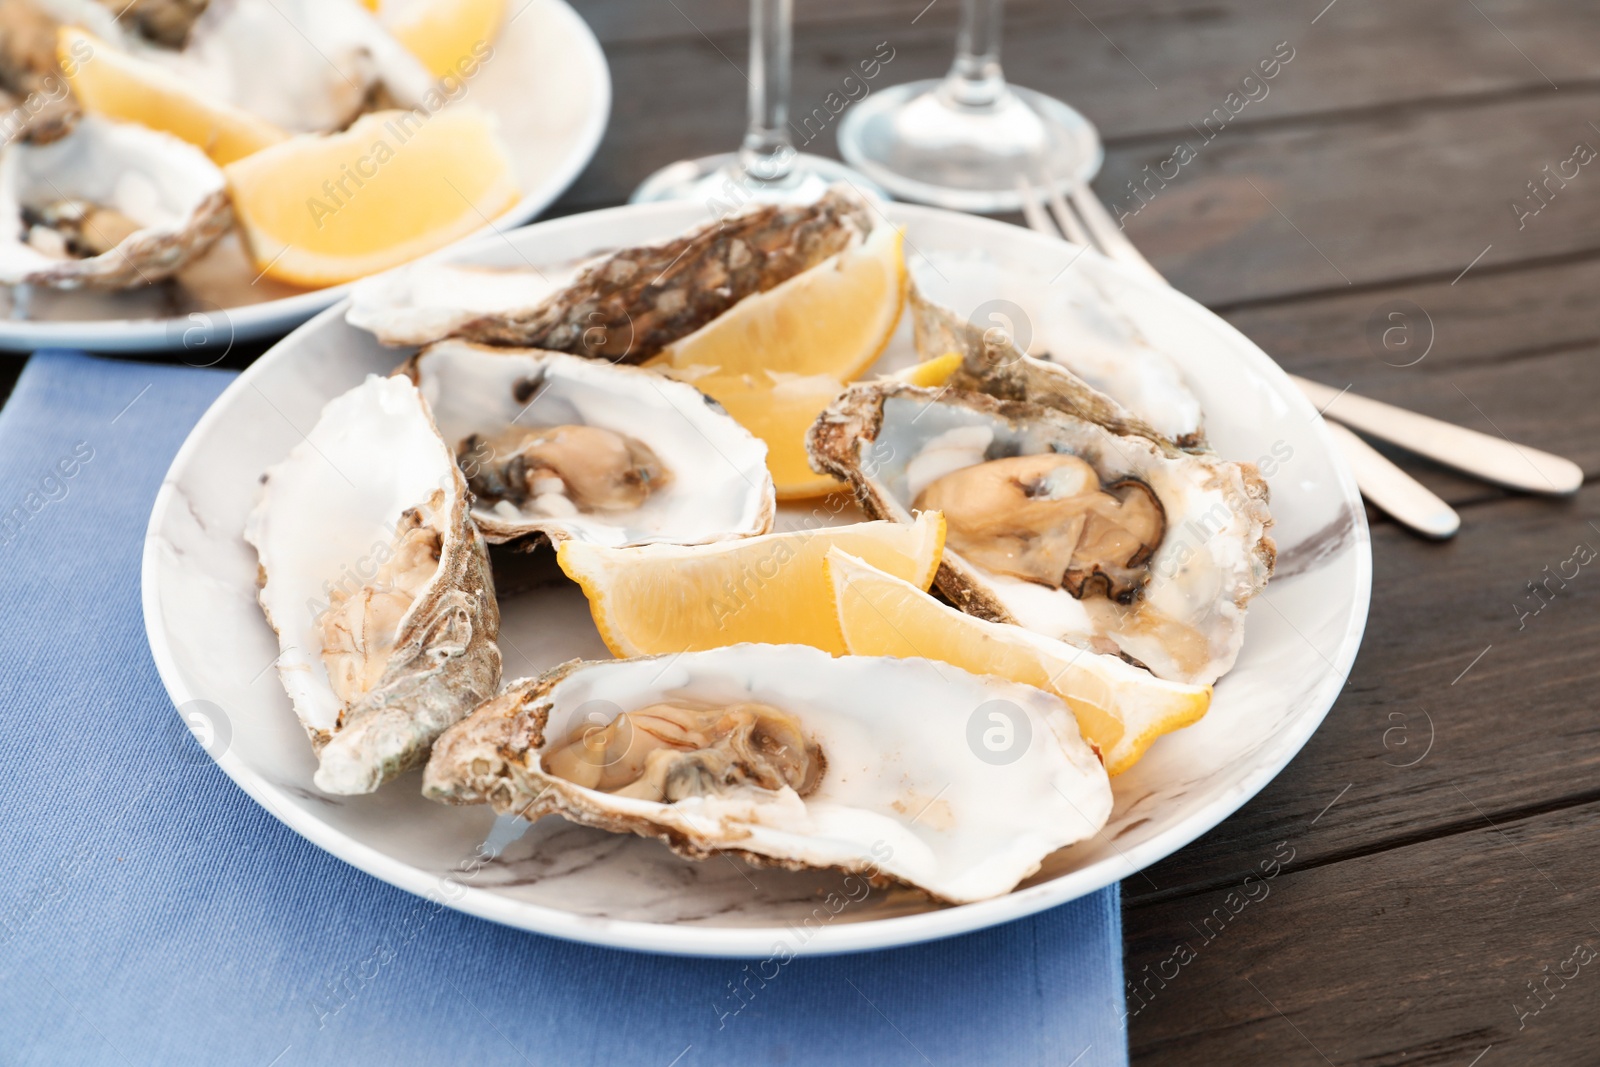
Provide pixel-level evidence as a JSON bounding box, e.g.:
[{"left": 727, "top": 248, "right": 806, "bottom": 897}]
[
  {"left": 945, "top": 0, "right": 1007, "bottom": 109},
  {"left": 740, "top": 0, "right": 795, "bottom": 182}
]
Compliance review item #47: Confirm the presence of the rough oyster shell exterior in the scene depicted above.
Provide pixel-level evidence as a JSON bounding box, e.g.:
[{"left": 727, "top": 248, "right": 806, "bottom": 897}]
[
  {"left": 245, "top": 374, "right": 501, "bottom": 795},
  {"left": 450, "top": 185, "right": 875, "bottom": 361}
]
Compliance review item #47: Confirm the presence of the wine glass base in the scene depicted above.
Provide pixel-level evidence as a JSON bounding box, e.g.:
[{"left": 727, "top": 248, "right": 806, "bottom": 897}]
[
  {"left": 837, "top": 79, "right": 1103, "bottom": 213},
  {"left": 630, "top": 152, "right": 886, "bottom": 207}
]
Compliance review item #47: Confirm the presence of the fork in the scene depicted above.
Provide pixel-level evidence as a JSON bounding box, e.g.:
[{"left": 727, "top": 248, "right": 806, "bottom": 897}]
[{"left": 1015, "top": 173, "right": 1585, "bottom": 539}]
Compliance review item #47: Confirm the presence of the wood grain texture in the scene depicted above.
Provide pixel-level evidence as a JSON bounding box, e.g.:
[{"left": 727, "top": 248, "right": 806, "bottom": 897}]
[{"left": 1126, "top": 798, "right": 1600, "bottom": 1064}]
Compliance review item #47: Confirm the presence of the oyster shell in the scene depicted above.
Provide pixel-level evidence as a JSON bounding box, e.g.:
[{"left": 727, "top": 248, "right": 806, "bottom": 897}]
[
  {"left": 0, "top": 0, "right": 80, "bottom": 143},
  {"left": 402, "top": 339, "right": 775, "bottom": 547},
  {"left": 245, "top": 374, "right": 501, "bottom": 795},
  {"left": 347, "top": 263, "right": 566, "bottom": 348},
  {"left": 0, "top": 114, "right": 230, "bottom": 288},
  {"left": 912, "top": 257, "right": 1206, "bottom": 447},
  {"left": 430, "top": 185, "right": 875, "bottom": 359},
  {"left": 423, "top": 644, "right": 1112, "bottom": 905},
  {"left": 808, "top": 380, "right": 1274, "bottom": 686},
  {"left": 56, "top": 0, "right": 434, "bottom": 133}
]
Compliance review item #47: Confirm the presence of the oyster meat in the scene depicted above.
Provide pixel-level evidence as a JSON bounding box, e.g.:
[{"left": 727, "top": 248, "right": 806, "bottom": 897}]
[
  {"left": 409, "top": 185, "right": 875, "bottom": 358},
  {"left": 0, "top": 114, "right": 230, "bottom": 287},
  {"left": 245, "top": 373, "right": 501, "bottom": 794},
  {"left": 403, "top": 340, "right": 775, "bottom": 546},
  {"left": 423, "top": 644, "right": 1112, "bottom": 905},
  {"left": 808, "top": 380, "right": 1274, "bottom": 686}
]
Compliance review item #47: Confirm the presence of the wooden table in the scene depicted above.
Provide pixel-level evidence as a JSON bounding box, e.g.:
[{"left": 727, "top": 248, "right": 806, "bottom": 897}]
[
  {"left": 569, "top": 1, "right": 1599, "bottom": 1062},
  {"left": 7, "top": 1, "right": 1594, "bottom": 1061}
]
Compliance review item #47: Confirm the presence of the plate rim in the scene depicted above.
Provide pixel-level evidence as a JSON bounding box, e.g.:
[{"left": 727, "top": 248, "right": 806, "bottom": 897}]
[
  {"left": 0, "top": 0, "right": 611, "bottom": 355},
  {"left": 141, "top": 199, "right": 1373, "bottom": 957}
]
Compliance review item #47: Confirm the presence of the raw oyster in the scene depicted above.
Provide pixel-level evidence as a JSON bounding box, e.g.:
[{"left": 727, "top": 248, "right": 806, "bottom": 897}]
[
  {"left": 808, "top": 381, "right": 1274, "bottom": 686},
  {"left": 423, "top": 644, "right": 1113, "bottom": 905},
  {"left": 347, "top": 263, "right": 566, "bottom": 347},
  {"left": 402, "top": 339, "right": 775, "bottom": 546},
  {"left": 245, "top": 374, "right": 501, "bottom": 795},
  {"left": 0, "top": 114, "right": 230, "bottom": 287},
  {"left": 439, "top": 185, "right": 875, "bottom": 359}
]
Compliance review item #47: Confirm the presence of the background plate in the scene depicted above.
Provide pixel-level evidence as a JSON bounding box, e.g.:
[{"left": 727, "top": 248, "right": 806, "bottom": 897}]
[
  {"left": 142, "top": 200, "right": 1372, "bottom": 956},
  {"left": 0, "top": 0, "right": 609, "bottom": 354}
]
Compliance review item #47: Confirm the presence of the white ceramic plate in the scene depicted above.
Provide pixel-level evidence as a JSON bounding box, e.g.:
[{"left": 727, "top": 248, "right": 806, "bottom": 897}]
[
  {"left": 142, "top": 201, "right": 1372, "bottom": 957},
  {"left": 0, "top": 0, "right": 608, "bottom": 354}
]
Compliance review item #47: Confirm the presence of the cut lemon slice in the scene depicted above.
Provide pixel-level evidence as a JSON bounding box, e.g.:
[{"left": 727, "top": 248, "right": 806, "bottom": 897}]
[
  {"left": 223, "top": 106, "right": 520, "bottom": 288},
  {"left": 372, "top": 0, "right": 506, "bottom": 79},
  {"left": 826, "top": 548, "right": 1210, "bottom": 775},
  {"left": 673, "top": 368, "right": 847, "bottom": 499},
  {"left": 892, "top": 351, "right": 963, "bottom": 389},
  {"left": 657, "top": 224, "right": 907, "bottom": 380},
  {"left": 557, "top": 512, "right": 945, "bottom": 657},
  {"left": 58, "top": 27, "right": 287, "bottom": 165}
]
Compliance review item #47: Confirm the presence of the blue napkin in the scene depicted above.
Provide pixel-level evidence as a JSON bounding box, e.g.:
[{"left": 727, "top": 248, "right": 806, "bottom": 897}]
[{"left": 0, "top": 350, "right": 1129, "bottom": 1067}]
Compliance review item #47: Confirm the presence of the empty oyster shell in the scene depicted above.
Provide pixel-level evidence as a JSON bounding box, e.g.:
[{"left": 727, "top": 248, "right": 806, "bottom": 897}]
[
  {"left": 808, "top": 380, "right": 1274, "bottom": 686},
  {"left": 401, "top": 339, "right": 775, "bottom": 547},
  {"left": 0, "top": 114, "right": 230, "bottom": 288},
  {"left": 417, "top": 185, "right": 875, "bottom": 358},
  {"left": 245, "top": 374, "right": 501, "bottom": 795},
  {"left": 423, "top": 644, "right": 1112, "bottom": 905}
]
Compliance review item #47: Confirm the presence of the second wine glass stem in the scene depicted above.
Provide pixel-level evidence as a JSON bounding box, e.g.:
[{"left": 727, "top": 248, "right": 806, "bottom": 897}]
[
  {"left": 945, "top": 0, "right": 1007, "bottom": 109},
  {"left": 740, "top": 0, "right": 796, "bottom": 182}
]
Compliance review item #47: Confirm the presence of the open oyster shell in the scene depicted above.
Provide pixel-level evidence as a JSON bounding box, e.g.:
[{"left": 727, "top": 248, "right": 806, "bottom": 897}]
[
  {"left": 51, "top": 0, "right": 434, "bottom": 133},
  {"left": 245, "top": 374, "right": 501, "bottom": 795},
  {"left": 383, "top": 185, "right": 876, "bottom": 357},
  {"left": 808, "top": 380, "right": 1274, "bottom": 686},
  {"left": 423, "top": 644, "right": 1112, "bottom": 905},
  {"left": 912, "top": 259, "right": 1207, "bottom": 447},
  {"left": 0, "top": 114, "right": 230, "bottom": 288},
  {"left": 401, "top": 339, "right": 775, "bottom": 547}
]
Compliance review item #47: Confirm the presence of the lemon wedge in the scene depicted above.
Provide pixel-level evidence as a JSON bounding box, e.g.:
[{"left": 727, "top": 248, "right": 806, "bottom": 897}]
[
  {"left": 671, "top": 368, "right": 848, "bottom": 499},
  {"left": 892, "top": 351, "right": 963, "bottom": 389},
  {"left": 371, "top": 0, "right": 506, "bottom": 79},
  {"left": 557, "top": 512, "right": 945, "bottom": 657},
  {"left": 223, "top": 106, "right": 520, "bottom": 288},
  {"left": 58, "top": 27, "right": 287, "bottom": 165},
  {"left": 826, "top": 548, "right": 1210, "bottom": 775},
  {"left": 658, "top": 224, "right": 907, "bottom": 379}
]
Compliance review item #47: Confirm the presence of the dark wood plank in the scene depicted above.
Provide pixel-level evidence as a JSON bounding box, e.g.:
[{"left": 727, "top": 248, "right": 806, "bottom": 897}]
[
  {"left": 575, "top": 0, "right": 1595, "bottom": 140},
  {"left": 1124, "top": 482, "right": 1600, "bottom": 906},
  {"left": 557, "top": 10, "right": 1600, "bottom": 307},
  {"left": 1109, "top": 87, "right": 1600, "bottom": 304},
  {"left": 1127, "top": 796, "right": 1600, "bottom": 1064},
  {"left": 1218, "top": 254, "right": 1600, "bottom": 508}
]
